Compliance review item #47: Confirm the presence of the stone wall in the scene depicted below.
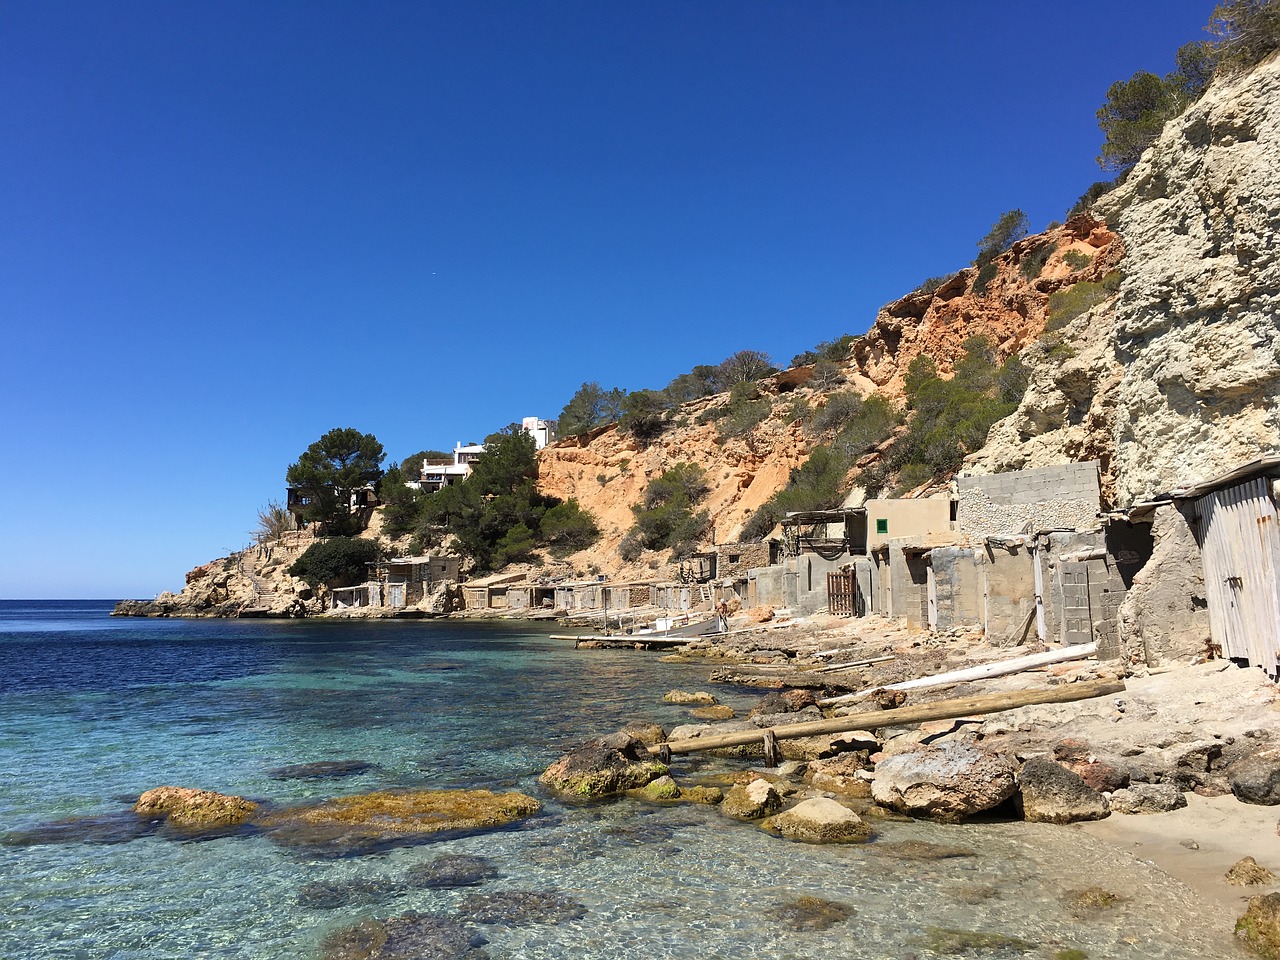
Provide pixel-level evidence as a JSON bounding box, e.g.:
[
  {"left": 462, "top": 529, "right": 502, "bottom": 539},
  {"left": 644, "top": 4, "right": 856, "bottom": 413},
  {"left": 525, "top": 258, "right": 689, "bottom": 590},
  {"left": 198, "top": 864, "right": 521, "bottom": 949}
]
[
  {"left": 958, "top": 462, "right": 1101, "bottom": 539},
  {"left": 716, "top": 542, "right": 772, "bottom": 580}
]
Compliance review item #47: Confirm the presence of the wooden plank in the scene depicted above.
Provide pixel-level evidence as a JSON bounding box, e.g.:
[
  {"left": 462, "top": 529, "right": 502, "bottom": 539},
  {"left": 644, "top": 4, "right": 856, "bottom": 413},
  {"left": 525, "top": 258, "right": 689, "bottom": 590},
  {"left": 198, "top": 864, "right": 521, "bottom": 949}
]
[
  {"left": 817, "top": 643, "right": 1097, "bottom": 706},
  {"left": 649, "top": 678, "right": 1125, "bottom": 756}
]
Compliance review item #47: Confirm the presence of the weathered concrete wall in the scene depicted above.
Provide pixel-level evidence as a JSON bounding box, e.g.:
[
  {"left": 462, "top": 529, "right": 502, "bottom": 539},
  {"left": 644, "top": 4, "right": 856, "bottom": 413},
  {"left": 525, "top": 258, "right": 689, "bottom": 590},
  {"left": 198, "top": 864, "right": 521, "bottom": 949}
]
[
  {"left": 1043, "top": 530, "right": 1128, "bottom": 652},
  {"left": 786, "top": 552, "right": 854, "bottom": 615},
  {"left": 749, "top": 566, "right": 786, "bottom": 608},
  {"left": 865, "top": 497, "right": 953, "bottom": 551},
  {"left": 958, "top": 462, "right": 1101, "bottom": 539},
  {"left": 930, "top": 546, "right": 983, "bottom": 629},
  {"left": 1117, "top": 505, "right": 1212, "bottom": 666},
  {"left": 887, "top": 545, "right": 930, "bottom": 628}
]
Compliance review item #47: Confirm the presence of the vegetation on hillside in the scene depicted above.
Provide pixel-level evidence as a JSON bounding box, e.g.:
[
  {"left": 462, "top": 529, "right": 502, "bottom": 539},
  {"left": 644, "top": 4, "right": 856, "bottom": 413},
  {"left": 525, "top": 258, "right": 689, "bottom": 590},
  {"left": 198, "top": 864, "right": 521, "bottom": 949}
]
[
  {"left": 285, "top": 428, "right": 386, "bottom": 536},
  {"left": 289, "top": 537, "right": 382, "bottom": 589},
  {"left": 621, "top": 463, "right": 711, "bottom": 561}
]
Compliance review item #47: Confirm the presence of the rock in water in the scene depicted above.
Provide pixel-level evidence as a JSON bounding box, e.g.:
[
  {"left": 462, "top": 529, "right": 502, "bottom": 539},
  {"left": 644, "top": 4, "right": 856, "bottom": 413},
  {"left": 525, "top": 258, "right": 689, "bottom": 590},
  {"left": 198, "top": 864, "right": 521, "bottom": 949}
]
[
  {"left": 640, "top": 775, "right": 681, "bottom": 801},
  {"left": 133, "top": 786, "right": 258, "bottom": 830},
  {"left": 871, "top": 744, "right": 1017, "bottom": 822},
  {"left": 720, "top": 778, "right": 783, "bottom": 820},
  {"left": 764, "top": 797, "right": 872, "bottom": 843},
  {"left": 538, "top": 734, "right": 669, "bottom": 799},
  {"left": 1229, "top": 857, "right": 1280, "bottom": 887},
  {"left": 1238, "top": 893, "right": 1280, "bottom": 959},
  {"left": 259, "top": 790, "right": 540, "bottom": 856},
  {"left": 663, "top": 690, "right": 718, "bottom": 705},
  {"left": 1017, "top": 757, "right": 1110, "bottom": 823}
]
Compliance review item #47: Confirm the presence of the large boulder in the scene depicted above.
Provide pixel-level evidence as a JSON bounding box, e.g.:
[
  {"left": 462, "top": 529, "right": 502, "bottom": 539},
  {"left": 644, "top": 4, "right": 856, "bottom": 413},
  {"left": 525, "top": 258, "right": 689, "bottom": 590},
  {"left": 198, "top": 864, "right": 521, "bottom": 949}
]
[
  {"left": 871, "top": 744, "right": 1017, "bottom": 822},
  {"left": 133, "top": 786, "right": 258, "bottom": 830},
  {"left": 1108, "top": 783, "right": 1187, "bottom": 815},
  {"left": 259, "top": 789, "right": 540, "bottom": 855},
  {"left": 1017, "top": 758, "right": 1109, "bottom": 824},
  {"left": 1052, "top": 738, "right": 1133, "bottom": 793},
  {"left": 538, "top": 734, "right": 668, "bottom": 799},
  {"left": 764, "top": 798, "right": 872, "bottom": 844},
  {"left": 806, "top": 752, "right": 874, "bottom": 798},
  {"left": 1230, "top": 748, "right": 1280, "bottom": 805}
]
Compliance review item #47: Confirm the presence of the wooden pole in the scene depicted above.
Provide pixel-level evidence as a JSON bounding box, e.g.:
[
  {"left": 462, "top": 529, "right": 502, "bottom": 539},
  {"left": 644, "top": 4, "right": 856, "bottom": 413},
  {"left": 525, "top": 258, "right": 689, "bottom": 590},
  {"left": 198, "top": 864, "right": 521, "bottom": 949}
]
[
  {"left": 818, "top": 643, "right": 1098, "bottom": 706},
  {"left": 648, "top": 678, "right": 1124, "bottom": 756}
]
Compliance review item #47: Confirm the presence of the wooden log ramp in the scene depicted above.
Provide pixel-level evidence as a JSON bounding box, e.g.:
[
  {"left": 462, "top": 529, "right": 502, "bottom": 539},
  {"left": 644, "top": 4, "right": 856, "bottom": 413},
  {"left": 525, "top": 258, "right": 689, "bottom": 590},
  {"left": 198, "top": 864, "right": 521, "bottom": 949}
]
[{"left": 647, "top": 677, "right": 1125, "bottom": 757}]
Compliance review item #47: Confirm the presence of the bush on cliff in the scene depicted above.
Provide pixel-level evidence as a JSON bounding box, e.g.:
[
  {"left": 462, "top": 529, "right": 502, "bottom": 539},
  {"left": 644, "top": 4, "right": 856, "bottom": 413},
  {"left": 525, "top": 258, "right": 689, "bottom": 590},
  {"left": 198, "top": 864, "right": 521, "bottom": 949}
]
[
  {"left": 285, "top": 428, "right": 385, "bottom": 536},
  {"left": 289, "top": 537, "right": 382, "bottom": 589},
  {"left": 625, "top": 464, "right": 710, "bottom": 560}
]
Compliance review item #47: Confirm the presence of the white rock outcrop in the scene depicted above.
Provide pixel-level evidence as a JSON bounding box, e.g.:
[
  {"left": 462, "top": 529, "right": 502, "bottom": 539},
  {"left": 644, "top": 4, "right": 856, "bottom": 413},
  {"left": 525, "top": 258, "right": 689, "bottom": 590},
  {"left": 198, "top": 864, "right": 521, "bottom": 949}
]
[{"left": 1098, "top": 55, "right": 1280, "bottom": 504}]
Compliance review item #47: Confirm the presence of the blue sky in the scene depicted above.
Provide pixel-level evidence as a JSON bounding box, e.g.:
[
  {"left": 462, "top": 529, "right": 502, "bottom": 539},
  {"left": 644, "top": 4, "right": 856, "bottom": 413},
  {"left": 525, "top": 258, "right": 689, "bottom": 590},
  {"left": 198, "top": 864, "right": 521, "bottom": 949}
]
[{"left": 1, "top": 1, "right": 1215, "bottom": 598}]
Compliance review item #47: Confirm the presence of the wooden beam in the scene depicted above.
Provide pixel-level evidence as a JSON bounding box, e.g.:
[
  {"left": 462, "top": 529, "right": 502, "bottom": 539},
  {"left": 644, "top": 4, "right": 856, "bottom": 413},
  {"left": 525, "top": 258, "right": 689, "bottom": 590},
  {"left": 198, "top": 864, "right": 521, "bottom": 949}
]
[
  {"left": 648, "top": 678, "right": 1124, "bottom": 756},
  {"left": 817, "top": 643, "right": 1098, "bottom": 706}
]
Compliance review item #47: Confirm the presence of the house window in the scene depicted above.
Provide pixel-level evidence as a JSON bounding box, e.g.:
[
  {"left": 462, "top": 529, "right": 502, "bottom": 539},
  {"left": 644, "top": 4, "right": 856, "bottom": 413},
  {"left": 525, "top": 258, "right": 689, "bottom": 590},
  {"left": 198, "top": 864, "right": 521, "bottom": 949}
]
[
  {"left": 876, "top": 518, "right": 889, "bottom": 535},
  {"left": 728, "top": 554, "right": 741, "bottom": 564}
]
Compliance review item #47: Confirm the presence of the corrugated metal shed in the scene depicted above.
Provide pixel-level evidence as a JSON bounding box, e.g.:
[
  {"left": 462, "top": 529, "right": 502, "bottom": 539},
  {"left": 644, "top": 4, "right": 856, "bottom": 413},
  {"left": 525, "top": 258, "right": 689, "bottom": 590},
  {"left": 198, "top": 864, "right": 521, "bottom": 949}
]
[{"left": 1194, "top": 475, "right": 1280, "bottom": 678}]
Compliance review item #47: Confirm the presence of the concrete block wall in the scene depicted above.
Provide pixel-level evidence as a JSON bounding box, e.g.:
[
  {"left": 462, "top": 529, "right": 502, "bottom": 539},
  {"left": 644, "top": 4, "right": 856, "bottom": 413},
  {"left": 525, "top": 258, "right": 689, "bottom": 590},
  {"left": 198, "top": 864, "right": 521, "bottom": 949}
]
[{"left": 958, "top": 462, "right": 1101, "bottom": 538}]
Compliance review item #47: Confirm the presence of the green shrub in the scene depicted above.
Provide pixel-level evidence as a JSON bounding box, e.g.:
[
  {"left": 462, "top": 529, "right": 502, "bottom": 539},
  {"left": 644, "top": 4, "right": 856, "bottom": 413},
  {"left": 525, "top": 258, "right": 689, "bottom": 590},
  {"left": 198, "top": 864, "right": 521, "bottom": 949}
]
[
  {"left": 1045, "top": 276, "right": 1121, "bottom": 331},
  {"left": 883, "top": 336, "right": 1028, "bottom": 490},
  {"left": 540, "top": 499, "right": 600, "bottom": 557},
  {"left": 1207, "top": 1, "right": 1280, "bottom": 74},
  {"left": 697, "top": 382, "right": 772, "bottom": 438},
  {"left": 1068, "top": 180, "right": 1117, "bottom": 217},
  {"left": 783, "top": 397, "right": 813, "bottom": 426},
  {"left": 811, "top": 392, "right": 863, "bottom": 435},
  {"left": 619, "top": 389, "right": 670, "bottom": 443},
  {"left": 1020, "top": 242, "right": 1058, "bottom": 279},
  {"left": 913, "top": 275, "right": 951, "bottom": 296},
  {"left": 289, "top": 537, "right": 382, "bottom": 589},
  {"left": 791, "top": 334, "right": 856, "bottom": 367},
  {"left": 627, "top": 464, "right": 711, "bottom": 559},
  {"left": 971, "top": 260, "right": 1000, "bottom": 296},
  {"left": 1061, "top": 249, "right": 1092, "bottom": 270}
]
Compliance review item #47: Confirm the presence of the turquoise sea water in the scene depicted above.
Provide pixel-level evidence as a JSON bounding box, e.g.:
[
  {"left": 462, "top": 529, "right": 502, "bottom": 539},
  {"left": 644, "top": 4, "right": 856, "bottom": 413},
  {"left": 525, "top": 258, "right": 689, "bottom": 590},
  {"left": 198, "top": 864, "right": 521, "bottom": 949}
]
[{"left": 0, "top": 601, "right": 1235, "bottom": 959}]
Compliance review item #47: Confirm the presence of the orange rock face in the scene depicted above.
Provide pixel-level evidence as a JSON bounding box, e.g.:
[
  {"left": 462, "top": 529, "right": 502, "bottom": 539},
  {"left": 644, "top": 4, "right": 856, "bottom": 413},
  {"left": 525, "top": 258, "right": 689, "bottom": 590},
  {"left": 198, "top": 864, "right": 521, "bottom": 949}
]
[{"left": 535, "top": 217, "right": 1123, "bottom": 577}]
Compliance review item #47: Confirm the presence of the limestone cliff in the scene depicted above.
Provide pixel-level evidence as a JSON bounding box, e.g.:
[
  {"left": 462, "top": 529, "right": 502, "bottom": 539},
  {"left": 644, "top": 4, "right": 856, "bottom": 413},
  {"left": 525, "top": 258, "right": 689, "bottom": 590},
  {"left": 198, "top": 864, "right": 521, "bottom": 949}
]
[{"left": 976, "top": 55, "right": 1280, "bottom": 506}]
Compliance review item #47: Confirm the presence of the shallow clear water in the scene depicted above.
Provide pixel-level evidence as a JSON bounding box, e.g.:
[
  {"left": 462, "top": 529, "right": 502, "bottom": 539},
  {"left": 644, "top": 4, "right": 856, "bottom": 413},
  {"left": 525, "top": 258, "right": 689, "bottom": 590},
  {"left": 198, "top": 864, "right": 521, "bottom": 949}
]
[{"left": 0, "top": 601, "right": 1233, "bottom": 959}]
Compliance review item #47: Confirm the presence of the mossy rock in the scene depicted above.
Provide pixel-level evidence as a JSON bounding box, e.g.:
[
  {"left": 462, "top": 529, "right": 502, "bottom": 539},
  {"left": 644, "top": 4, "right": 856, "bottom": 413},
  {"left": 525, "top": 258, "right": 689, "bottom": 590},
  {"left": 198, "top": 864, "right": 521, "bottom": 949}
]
[
  {"left": 681, "top": 785, "right": 724, "bottom": 805},
  {"left": 640, "top": 776, "right": 681, "bottom": 801},
  {"left": 540, "top": 734, "right": 670, "bottom": 800},
  {"left": 260, "top": 789, "right": 539, "bottom": 855},
  {"left": 1238, "top": 893, "right": 1280, "bottom": 959},
  {"left": 133, "top": 786, "right": 258, "bottom": 830}
]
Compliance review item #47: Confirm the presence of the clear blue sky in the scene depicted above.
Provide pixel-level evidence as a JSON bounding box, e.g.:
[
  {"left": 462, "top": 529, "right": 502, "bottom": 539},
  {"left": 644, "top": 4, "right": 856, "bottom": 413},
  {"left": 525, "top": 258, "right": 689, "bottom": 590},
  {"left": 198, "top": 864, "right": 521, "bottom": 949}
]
[{"left": 1, "top": 1, "right": 1214, "bottom": 598}]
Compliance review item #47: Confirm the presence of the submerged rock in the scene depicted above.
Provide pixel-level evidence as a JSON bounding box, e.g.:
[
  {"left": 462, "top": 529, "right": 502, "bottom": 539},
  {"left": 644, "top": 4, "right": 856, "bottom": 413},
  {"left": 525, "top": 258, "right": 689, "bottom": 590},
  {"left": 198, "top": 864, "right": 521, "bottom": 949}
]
[
  {"left": 764, "top": 894, "right": 854, "bottom": 931},
  {"left": 539, "top": 734, "right": 669, "bottom": 799},
  {"left": 455, "top": 890, "right": 587, "bottom": 926},
  {"left": 764, "top": 798, "right": 872, "bottom": 844},
  {"left": 260, "top": 789, "right": 540, "bottom": 856},
  {"left": 298, "top": 876, "right": 401, "bottom": 910},
  {"left": 1063, "top": 886, "right": 1127, "bottom": 917},
  {"left": 918, "top": 928, "right": 1033, "bottom": 954},
  {"left": 1017, "top": 757, "right": 1110, "bottom": 824},
  {"left": 133, "top": 786, "right": 258, "bottom": 831},
  {"left": 268, "top": 760, "right": 373, "bottom": 780},
  {"left": 2, "top": 811, "right": 157, "bottom": 846},
  {"left": 321, "top": 912, "right": 489, "bottom": 960},
  {"left": 872, "top": 840, "right": 976, "bottom": 861},
  {"left": 404, "top": 854, "right": 500, "bottom": 889},
  {"left": 871, "top": 744, "right": 1017, "bottom": 822},
  {"left": 680, "top": 785, "right": 724, "bottom": 805}
]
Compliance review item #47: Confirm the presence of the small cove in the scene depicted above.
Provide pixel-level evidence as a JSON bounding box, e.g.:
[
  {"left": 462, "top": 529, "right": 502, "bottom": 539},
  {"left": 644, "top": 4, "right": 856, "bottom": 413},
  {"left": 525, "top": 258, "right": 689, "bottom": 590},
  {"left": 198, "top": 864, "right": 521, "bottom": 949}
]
[{"left": 0, "top": 601, "right": 1235, "bottom": 959}]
